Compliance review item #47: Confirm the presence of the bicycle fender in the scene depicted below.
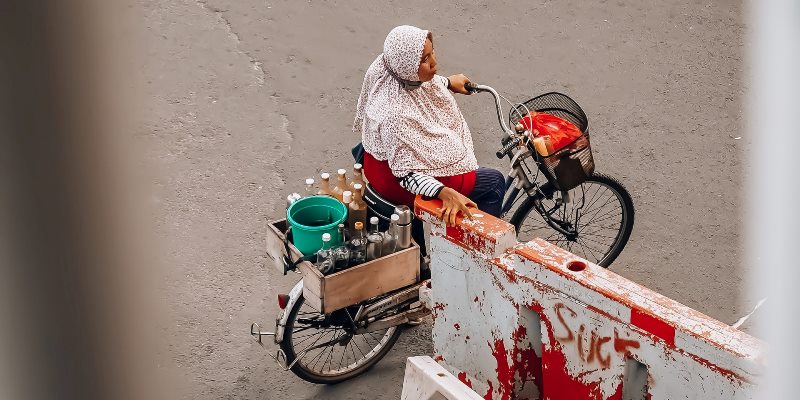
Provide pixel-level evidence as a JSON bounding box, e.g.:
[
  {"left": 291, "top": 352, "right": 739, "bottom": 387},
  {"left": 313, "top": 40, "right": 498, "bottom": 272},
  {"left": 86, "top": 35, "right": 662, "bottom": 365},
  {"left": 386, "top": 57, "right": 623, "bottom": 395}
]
[{"left": 274, "top": 279, "right": 304, "bottom": 344}]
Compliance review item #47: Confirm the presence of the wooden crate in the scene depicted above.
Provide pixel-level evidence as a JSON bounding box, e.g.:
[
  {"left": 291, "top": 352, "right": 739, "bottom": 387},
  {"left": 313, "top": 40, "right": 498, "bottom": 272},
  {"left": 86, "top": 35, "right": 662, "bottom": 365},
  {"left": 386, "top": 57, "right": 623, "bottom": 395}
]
[
  {"left": 266, "top": 219, "right": 421, "bottom": 313},
  {"left": 298, "top": 242, "right": 420, "bottom": 313}
]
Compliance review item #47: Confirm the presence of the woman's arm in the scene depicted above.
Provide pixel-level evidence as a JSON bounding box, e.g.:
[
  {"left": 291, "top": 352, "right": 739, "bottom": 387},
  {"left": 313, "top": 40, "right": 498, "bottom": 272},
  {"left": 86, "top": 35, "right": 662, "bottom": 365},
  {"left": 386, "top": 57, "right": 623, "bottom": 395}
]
[{"left": 399, "top": 172, "right": 475, "bottom": 226}]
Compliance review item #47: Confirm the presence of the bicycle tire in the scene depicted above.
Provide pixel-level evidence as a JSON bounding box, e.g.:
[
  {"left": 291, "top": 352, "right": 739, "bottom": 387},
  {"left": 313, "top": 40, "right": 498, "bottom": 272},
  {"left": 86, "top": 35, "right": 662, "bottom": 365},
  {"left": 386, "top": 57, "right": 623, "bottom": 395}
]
[
  {"left": 510, "top": 173, "right": 634, "bottom": 268},
  {"left": 280, "top": 295, "right": 404, "bottom": 384}
]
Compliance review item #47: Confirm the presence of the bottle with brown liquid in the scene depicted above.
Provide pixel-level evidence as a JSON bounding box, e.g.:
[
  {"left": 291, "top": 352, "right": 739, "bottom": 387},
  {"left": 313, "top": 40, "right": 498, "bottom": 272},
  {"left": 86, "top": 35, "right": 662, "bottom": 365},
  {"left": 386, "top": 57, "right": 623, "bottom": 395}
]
[
  {"left": 351, "top": 163, "right": 366, "bottom": 195},
  {"left": 331, "top": 169, "right": 349, "bottom": 202},
  {"left": 317, "top": 173, "right": 334, "bottom": 197},
  {"left": 348, "top": 184, "right": 368, "bottom": 237}
]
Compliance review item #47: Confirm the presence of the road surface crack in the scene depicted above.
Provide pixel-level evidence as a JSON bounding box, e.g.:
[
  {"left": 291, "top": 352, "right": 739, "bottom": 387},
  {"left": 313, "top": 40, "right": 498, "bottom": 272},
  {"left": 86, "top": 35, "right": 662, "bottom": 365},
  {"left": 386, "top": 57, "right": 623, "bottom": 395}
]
[{"left": 195, "top": 0, "right": 265, "bottom": 86}]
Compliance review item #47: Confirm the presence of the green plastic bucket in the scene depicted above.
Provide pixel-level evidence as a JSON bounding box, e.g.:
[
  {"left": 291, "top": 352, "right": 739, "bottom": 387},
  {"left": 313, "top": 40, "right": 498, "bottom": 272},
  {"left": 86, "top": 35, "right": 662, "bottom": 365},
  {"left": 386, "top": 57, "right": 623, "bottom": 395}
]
[{"left": 287, "top": 195, "right": 347, "bottom": 256}]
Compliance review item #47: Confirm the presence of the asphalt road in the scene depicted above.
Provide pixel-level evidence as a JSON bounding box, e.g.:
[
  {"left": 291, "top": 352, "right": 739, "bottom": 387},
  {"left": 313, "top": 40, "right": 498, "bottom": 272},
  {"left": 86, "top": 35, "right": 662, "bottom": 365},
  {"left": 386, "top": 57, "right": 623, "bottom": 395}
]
[{"left": 141, "top": 0, "right": 750, "bottom": 398}]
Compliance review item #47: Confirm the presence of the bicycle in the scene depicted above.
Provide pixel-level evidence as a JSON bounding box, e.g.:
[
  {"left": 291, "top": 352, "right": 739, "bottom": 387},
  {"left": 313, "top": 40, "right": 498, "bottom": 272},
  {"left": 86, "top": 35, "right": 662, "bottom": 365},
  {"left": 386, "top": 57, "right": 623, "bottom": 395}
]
[{"left": 253, "top": 83, "right": 635, "bottom": 384}]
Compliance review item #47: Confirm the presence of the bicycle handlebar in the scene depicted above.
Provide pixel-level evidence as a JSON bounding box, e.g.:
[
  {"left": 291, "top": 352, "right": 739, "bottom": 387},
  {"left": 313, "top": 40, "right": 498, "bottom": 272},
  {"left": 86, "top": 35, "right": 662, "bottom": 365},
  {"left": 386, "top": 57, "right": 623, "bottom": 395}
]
[
  {"left": 496, "top": 136, "right": 522, "bottom": 158},
  {"left": 466, "top": 82, "right": 519, "bottom": 158}
]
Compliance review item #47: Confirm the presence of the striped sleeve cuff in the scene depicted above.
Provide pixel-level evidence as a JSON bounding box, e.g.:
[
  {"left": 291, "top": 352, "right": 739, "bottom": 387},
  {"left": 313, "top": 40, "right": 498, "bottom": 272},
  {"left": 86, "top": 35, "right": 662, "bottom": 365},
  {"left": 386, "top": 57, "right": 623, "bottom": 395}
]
[{"left": 399, "top": 172, "right": 445, "bottom": 198}]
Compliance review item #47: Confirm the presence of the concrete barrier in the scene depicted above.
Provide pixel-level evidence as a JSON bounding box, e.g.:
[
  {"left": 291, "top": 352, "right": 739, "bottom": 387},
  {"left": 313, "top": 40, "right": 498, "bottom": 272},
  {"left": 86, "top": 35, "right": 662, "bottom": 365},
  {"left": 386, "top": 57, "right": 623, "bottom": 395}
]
[
  {"left": 411, "top": 198, "right": 764, "bottom": 400},
  {"left": 401, "top": 356, "right": 485, "bottom": 400}
]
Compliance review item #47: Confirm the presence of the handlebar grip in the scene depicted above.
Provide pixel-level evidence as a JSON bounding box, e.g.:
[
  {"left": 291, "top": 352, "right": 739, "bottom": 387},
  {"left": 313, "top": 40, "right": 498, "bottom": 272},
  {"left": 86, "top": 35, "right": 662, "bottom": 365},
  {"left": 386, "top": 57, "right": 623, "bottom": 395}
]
[
  {"left": 496, "top": 136, "right": 521, "bottom": 158},
  {"left": 465, "top": 82, "right": 478, "bottom": 94}
]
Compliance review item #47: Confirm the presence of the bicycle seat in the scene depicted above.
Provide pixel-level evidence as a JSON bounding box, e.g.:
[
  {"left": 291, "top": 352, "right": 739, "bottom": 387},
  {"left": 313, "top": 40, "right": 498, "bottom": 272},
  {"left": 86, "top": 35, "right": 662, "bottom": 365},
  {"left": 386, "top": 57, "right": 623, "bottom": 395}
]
[{"left": 363, "top": 183, "right": 403, "bottom": 229}]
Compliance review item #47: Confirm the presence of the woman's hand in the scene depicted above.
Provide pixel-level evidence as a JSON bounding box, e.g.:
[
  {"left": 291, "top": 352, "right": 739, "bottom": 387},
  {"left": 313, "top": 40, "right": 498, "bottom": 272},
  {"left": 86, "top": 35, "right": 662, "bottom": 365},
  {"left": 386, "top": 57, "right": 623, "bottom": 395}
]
[
  {"left": 447, "top": 74, "right": 472, "bottom": 95},
  {"left": 437, "top": 187, "right": 476, "bottom": 226}
]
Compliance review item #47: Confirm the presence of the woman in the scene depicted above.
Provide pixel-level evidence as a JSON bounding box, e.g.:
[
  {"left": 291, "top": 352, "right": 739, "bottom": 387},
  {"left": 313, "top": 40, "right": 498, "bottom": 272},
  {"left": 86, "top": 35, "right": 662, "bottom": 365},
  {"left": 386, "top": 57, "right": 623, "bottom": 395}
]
[{"left": 353, "top": 25, "right": 505, "bottom": 226}]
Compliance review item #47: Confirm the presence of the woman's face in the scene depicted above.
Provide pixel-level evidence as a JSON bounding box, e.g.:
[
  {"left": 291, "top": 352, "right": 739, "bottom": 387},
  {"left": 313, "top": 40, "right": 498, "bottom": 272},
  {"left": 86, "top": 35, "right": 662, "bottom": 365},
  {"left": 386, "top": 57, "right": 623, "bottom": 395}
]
[{"left": 417, "top": 38, "right": 437, "bottom": 82}]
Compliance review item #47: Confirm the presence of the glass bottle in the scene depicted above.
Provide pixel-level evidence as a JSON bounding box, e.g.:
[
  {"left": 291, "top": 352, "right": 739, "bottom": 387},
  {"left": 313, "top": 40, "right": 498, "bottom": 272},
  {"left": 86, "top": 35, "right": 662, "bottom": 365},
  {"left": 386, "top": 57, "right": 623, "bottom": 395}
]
[
  {"left": 342, "top": 190, "right": 353, "bottom": 209},
  {"left": 351, "top": 163, "right": 366, "bottom": 194},
  {"left": 317, "top": 173, "right": 334, "bottom": 197},
  {"left": 331, "top": 169, "right": 349, "bottom": 202},
  {"left": 304, "top": 178, "right": 315, "bottom": 196},
  {"left": 366, "top": 217, "right": 384, "bottom": 261},
  {"left": 315, "top": 233, "right": 335, "bottom": 275},
  {"left": 349, "top": 222, "right": 367, "bottom": 265},
  {"left": 348, "top": 184, "right": 368, "bottom": 237},
  {"left": 382, "top": 213, "right": 400, "bottom": 255},
  {"left": 286, "top": 193, "right": 301, "bottom": 209},
  {"left": 332, "top": 224, "right": 351, "bottom": 271}
]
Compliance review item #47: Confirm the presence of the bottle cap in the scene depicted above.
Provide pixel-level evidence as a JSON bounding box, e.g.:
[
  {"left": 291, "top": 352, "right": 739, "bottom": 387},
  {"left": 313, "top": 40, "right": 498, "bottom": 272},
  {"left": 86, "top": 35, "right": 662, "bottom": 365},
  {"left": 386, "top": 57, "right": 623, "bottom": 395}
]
[
  {"left": 354, "top": 163, "right": 363, "bottom": 170},
  {"left": 391, "top": 213, "right": 400, "bottom": 222},
  {"left": 321, "top": 172, "right": 330, "bottom": 180},
  {"left": 353, "top": 183, "right": 363, "bottom": 190},
  {"left": 322, "top": 233, "right": 331, "bottom": 241},
  {"left": 338, "top": 223, "right": 345, "bottom": 229},
  {"left": 370, "top": 216, "right": 379, "bottom": 225},
  {"left": 337, "top": 168, "right": 346, "bottom": 175},
  {"left": 342, "top": 191, "right": 352, "bottom": 203},
  {"left": 305, "top": 178, "right": 314, "bottom": 185},
  {"left": 394, "top": 205, "right": 412, "bottom": 224},
  {"left": 354, "top": 222, "right": 363, "bottom": 230}
]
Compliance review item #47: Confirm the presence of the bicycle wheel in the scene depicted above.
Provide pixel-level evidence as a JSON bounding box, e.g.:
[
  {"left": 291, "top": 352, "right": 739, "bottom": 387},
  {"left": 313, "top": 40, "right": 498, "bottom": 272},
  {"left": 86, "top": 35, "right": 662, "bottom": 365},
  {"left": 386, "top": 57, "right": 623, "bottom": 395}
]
[
  {"left": 280, "top": 295, "right": 403, "bottom": 384},
  {"left": 510, "top": 173, "right": 634, "bottom": 268}
]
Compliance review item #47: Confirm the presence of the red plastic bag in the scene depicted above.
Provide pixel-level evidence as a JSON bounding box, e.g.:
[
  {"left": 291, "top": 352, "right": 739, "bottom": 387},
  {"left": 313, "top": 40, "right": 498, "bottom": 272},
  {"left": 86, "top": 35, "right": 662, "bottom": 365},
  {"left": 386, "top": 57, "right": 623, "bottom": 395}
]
[{"left": 518, "top": 112, "right": 583, "bottom": 152}]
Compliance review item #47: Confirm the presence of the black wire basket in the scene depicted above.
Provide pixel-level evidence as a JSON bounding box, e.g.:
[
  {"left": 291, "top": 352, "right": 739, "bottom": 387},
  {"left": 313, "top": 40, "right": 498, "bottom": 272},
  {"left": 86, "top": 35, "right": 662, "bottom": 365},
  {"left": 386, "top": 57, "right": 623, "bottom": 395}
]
[{"left": 509, "top": 92, "right": 595, "bottom": 191}]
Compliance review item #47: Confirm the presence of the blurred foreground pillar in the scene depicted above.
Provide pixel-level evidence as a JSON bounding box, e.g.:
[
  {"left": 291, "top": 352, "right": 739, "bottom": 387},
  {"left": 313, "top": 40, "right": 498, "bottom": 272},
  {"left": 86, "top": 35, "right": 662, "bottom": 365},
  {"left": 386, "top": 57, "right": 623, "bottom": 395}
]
[
  {"left": 747, "top": 0, "right": 800, "bottom": 399},
  {"left": 0, "top": 2, "right": 156, "bottom": 399}
]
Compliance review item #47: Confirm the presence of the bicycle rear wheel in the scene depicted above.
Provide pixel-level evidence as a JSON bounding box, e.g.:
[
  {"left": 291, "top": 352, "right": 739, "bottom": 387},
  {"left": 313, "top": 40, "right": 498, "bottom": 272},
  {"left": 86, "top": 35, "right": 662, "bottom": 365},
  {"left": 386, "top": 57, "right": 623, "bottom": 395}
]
[
  {"left": 510, "top": 173, "right": 634, "bottom": 267},
  {"left": 280, "top": 295, "right": 403, "bottom": 384}
]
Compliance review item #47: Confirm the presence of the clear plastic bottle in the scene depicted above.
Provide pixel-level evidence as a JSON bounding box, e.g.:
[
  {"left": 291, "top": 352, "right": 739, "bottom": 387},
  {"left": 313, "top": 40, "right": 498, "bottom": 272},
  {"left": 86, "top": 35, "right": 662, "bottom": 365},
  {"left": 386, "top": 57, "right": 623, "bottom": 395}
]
[
  {"left": 315, "top": 233, "right": 335, "bottom": 275},
  {"left": 317, "top": 173, "right": 334, "bottom": 197},
  {"left": 332, "top": 224, "right": 351, "bottom": 271},
  {"left": 331, "top": 169, "right": 349, "bottom": 202},
  {"left": 382, "top": 213, "right": 400, "bottom": 255},
  {"left": 348, "top": 184, "right": 368, "bottom": 237},
  {"left": 304, "top": 178, "right": 315, "bottom": 196},
  {"left": 349, "top": 222, "right": 367, "bottom": 266},
  {"left": 366, "top": 217, "right": 384, "bottom": 261},
  {"left": 351, "top": 163, "right": 366, "bottom": 195}
]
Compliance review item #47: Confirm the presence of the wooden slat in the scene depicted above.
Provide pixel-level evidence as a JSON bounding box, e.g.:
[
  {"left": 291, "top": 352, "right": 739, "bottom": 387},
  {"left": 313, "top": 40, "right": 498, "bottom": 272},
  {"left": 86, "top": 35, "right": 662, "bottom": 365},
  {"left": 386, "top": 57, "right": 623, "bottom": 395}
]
[
  {"left": 298, "top": 262, "right": 323, "bottom": 298},
  {"left": 265, "top": 219, "right": 289, "bottom": 274}
]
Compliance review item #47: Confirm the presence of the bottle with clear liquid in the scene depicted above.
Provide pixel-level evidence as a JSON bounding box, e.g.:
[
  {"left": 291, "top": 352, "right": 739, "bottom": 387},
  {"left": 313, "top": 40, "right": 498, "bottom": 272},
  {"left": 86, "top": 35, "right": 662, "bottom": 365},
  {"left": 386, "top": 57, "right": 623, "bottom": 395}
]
[
  {"left": 304, "top": 178, "right": 315, "bottom": 196},
  {"left": 347, "top": 184, "right": 368, "bottom": 237},
  {"left": 286, "top": 193, "right": 301, "bottom": 209},
  {"left": 349, "top": 222, "right": 367, "bottom": 266},
  {"left": 315, "top": 233, "right": 335, "bottom": 275},
  {"left": 318, "top": 173, "right": 334, "bottom": 197},
  {"left": 331, "top": 169, "right": 349, "bottom": 202},
  {"left": 332, "top": 224, "right": 351, "bottom": 271},
  {"left": 366, "top": 217, "right": 384, "bottom": 261},
  {"left": 382, "top": 213, "right": 400, "bottom": 255},
  {"left": 351, "top": 163, "right": 366, "bottom": 195}
]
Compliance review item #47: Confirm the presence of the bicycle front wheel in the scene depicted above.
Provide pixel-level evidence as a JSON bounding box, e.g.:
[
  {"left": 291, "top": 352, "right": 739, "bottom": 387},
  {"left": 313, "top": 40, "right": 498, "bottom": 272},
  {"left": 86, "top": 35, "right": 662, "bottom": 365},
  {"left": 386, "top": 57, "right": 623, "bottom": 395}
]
[
  {"left": 280, "top": 295, "right": 403, "bottom": 384},
  {"left": 510, "top": 173, "right": 634, "bottom": 268}
]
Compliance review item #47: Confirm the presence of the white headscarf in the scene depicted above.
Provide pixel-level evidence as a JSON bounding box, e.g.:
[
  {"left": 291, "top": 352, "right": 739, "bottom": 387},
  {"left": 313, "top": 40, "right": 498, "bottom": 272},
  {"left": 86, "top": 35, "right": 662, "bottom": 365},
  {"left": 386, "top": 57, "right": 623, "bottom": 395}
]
[{"left": 353, "top": 25, "right": 478, "bottom": 178}]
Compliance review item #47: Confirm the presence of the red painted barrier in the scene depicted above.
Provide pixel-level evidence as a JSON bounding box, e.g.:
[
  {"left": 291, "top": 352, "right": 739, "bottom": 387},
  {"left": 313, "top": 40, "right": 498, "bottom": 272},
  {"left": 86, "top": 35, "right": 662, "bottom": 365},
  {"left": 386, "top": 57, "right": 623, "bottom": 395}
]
[{"left": 411, "top": 197, "right": 763, "bottom": 400}]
